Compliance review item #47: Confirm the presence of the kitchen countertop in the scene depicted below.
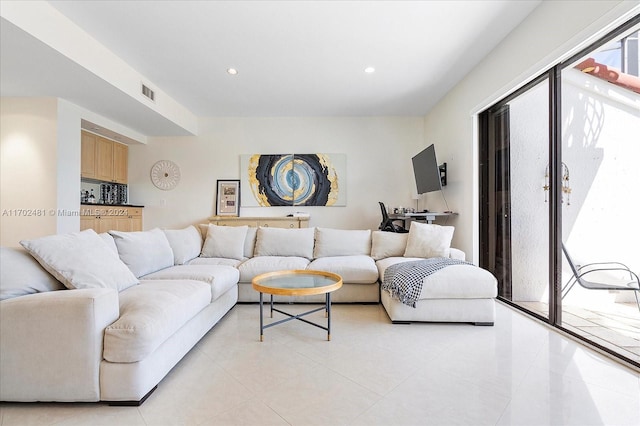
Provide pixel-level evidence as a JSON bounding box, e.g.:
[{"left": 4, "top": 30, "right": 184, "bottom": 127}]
[{"left": 81, "top": 203, "right": 145, "bottom": 208}]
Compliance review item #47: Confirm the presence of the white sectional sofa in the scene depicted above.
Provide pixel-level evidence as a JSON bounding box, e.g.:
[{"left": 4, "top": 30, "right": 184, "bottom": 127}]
[
  {"left": 0, "top": 221, "right": 496, "bottom": 404},
  {"left": 0, "top": 228, "right": 239, "bottom": 405}
]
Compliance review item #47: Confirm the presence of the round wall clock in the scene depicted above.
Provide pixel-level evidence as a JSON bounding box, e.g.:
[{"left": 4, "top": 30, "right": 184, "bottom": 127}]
[{"left": 150, "top": 160, "right": 181, "bottom": 190}]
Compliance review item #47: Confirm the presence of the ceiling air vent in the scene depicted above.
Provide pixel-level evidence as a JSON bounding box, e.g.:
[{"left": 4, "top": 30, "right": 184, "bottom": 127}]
[{"left": 141, "top": 83, "right": 155, "bottom": 102}]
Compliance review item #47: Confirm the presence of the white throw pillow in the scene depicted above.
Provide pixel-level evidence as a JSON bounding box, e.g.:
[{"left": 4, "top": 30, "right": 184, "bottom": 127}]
[
  {"left": 0, "top": 247, "right": 66, "bottom": 300},
  {"left": 20, "top": 229, "right": 139, "bottom": 292},
  {"left": 313, "top": 228, "right": 371, "bottom": 258},
  {"left": 99, "top": 232, "right": 118, "bottom": 253},
  {"left": 254, "top": 227, "right": 315, "bottom": 259},
  {"left": 403, "top": 222, "right": 454, "bottom": 258},
  {"left": 110, "top": 228, "right": 175, "bottom": 278},
  {"left": 370, "top": 231, "right": 409, "bottom": 260},
  {"left": 163, "top": 225, "right": 203, "bottom": 265},
  {"left": 201, "top": 225, "right": 248, "bottom": 260}
]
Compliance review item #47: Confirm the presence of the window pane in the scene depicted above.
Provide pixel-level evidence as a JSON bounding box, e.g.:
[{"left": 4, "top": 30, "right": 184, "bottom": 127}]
[
  {"left": 480, "top": 78, "right": 550, "bottom": 319},
  {"left": 561, "top": 30, "right": 640, "bottom": 362}
]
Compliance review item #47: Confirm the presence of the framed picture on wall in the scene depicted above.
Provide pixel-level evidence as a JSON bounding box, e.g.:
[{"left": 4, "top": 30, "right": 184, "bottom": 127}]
[{"left": 215, "top": 179, "right": 240, "bottom": 216}]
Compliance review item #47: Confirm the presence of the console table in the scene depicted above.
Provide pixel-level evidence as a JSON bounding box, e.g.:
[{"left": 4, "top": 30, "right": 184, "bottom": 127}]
[{"left": 208, "top": 216, "right": 309, "bottom": 228}]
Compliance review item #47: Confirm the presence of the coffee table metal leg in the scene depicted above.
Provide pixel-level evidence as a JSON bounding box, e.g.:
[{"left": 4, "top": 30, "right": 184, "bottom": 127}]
[
  {"left": 270, "top": 294, "right": 274, "bottom": 318},
  {"left": 259, "top": 292, "right": 264, "bottom": 342},
  {"left": 327, "top": 292, "right": 331, "bottom": 341}
]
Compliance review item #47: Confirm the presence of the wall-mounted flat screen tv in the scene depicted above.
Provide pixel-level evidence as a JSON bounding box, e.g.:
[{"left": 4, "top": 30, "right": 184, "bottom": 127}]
[{"left": 412, "top": 144, "right": 446, "bottom": 194}]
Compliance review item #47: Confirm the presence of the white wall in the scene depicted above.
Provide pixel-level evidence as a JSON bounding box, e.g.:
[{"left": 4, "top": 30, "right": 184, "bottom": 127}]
[
  {"left": 422, "top": 0, "right": 639, "bottom": 262},
  {"left": 128, "top": 117, "right": 425, "bottom": 231},
  {"left": 1, "top": 98, "right": 58, "bottom": 246},
  {"left": 56, "top": 99, "right": 82, "bottom": 234}
]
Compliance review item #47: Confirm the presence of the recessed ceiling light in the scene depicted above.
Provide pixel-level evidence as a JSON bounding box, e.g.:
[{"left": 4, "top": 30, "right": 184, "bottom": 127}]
[
  {"left": 227, "top": 68, "right": 238, "bottom": 75},
  {"left": 364, "top": 67, "right": 375, "bottom": 73}
]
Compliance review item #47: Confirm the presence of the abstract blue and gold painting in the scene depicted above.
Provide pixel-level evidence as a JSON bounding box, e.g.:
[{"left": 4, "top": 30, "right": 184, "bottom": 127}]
[{"left": 240, "top": 154, "right": 346, "bottom": 207}]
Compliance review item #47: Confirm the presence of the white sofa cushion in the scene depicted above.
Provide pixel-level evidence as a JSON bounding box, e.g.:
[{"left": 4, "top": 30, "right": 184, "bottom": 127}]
[
  {"left": 308, "top": 255, "right": 378, "bottom": 284},
  {"left": 449, "top": 248, "right": 466, "bottom": 261},
  {"left": 110, "top": 228, "right": 175, "bottom": 278},
  {"left": 313, "top": 228, "right": 371, "bottom": 258},
  {"left": 238, "top": 256, "right": 311, "bottom": 282},
  {"left": 163, "top": 225, "right": 202, "bottom": 265},
  {"left": 187, "top": 257, "right": 244, "bottom": 267},
  {"left": 141, "top": 265, "right": 239, "bottom": 302},
  {"left": 254, "top": 227, "right": 315, "bottom": 259},
  {"left": 201, "top": 225, "right": 248, "bottom": 260},
  {"left": 20, "top": 229, "right": 139, "bottom": 292},
  {"left": 370, "top": 231, "right": 409, "bottom": 260},
  {"left": 98, "top": 232, "right": 118, "bottom": 253},
  {"left": 0, "top": 247, "right": 65, "bottom": 300},
  {"left": 103, "top": 279, "right": 211, "bottom": 363},
  {"left": 244, "top": 226, "right": 257, "bottom": 258},
  {"left": 376, "top": 257, "right": 497, "bottom": 299},
  {"left": 403, "top": 222, "right": 454, "bottom": 258},
  {"left": 198, "top": 223, "right": 256, "bottom": 258}
]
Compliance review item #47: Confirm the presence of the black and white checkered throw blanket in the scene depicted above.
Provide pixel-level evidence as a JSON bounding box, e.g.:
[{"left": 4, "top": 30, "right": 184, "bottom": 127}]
[{"left": 382, "top": 258, "right": 472, "bottom": 308}]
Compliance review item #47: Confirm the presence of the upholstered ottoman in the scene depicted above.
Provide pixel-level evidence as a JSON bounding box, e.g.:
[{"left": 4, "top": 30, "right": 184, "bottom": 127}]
[{"left": 377, "top": 257, "right": 498, "bottom": 325}]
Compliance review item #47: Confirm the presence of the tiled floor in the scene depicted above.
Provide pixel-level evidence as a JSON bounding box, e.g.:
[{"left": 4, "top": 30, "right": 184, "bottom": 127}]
[
  {"left": 1, "top": 302, "right": 639, "bottom": 425},
  {"left": 519, "top": 301, "right": 640, "bottom": 364}
]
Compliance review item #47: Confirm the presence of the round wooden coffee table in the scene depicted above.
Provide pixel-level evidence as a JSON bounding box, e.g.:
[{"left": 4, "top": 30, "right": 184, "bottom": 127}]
[{"left": 252, "top": 270, "right": 343, "bottom": 341}]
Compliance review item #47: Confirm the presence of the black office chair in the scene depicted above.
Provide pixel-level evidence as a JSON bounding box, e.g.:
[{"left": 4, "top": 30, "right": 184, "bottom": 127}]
[{"left": 378, "top": 202, "right": 408, "bottom": 233}]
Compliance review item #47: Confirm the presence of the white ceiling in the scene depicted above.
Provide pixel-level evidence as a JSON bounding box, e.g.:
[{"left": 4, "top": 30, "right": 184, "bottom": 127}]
[{"left": 1, "top": 1, "right": 541, "bottom": 136}]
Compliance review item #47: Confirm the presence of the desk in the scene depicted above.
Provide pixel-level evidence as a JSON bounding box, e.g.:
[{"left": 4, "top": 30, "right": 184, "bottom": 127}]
[{"left": 389, "top": 212, "right": 457, "bottom": 226}]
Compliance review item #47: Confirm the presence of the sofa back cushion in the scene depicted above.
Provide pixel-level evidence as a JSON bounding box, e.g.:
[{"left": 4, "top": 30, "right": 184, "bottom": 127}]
[
  {"left": 200, "top": 225, "right": 248, "bottom": 260},
  {"left": 403, "top": 222, "right": 454, "bottom": 258},
  {"left": 370, "top": 231, "right": 409, "bottom": 260},
  {"left": 198, "top": 223, "right": 256, "bottom": 258},
  {"left": 0, "top": 247, "right": 66, "bottom": 300},
  {"left": 20, "top": 229, "right": 139, "bottom": 291},
  {"left": 163, "top": 225, "right": 202, "bottom": 265},
  {"left": 244, "top": 227, "right": 257, "bottom": 258},
  {"left": 110, "top": 228, "right": 174, "bottom": 278},
  {"left": 99, "top": 232, "right": 118, "bottom": 253},
  {"left": 254, "top": 227, "right": 315, "bottom": 259},
  {"left": 313, "top": 228, "right": 371, "bottom": 258}
]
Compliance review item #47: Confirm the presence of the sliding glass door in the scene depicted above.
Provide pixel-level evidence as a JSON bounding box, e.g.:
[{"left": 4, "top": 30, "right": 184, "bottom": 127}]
[
  {"left": 479, "top": 16, "right": 639, "bottom": 367},
  {"left": 559, "top": 28, "right": 640, "bottom": 362},
  {"left": 480, "top": 77, "right": 551, "bottom": 320}
]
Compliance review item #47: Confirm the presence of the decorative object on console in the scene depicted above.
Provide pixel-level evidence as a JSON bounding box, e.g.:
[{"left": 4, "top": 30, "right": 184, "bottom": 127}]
[
  {"left": 150, "top": 160, "right": 181, "bottom": 190},
  {"left": 240, "top": 153, "right": 346, "bottom": 207},
  {"left": 543, "top": 162, "right": 571, "bottom": 205},
  {"left": 216, "top": 179, "right": 240, "bottom": 216}
]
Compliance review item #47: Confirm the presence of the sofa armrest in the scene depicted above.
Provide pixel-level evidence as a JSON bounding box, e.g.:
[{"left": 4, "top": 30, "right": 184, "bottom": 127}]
[
  {"left": 450, "top": 248, "right": 466, "bottom": 261},
  {"left": 0, "top": 288, "right": 119, "bottom": 402}
]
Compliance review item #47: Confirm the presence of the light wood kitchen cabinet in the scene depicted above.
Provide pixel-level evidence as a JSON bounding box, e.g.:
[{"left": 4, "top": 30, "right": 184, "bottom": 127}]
[
  {"left": 81, "top": 130, "right": 128, "bottom": 184},
  {"left": 208, "top": 216, "right": 309, "bottom": 228},
  {"left": 112, "top": 142, "right": 128, "bottom": 184},
  {"left": 81, "top": 132, "right": 97, "bottom": 179},
  {"left": 95, "top": 137, "right": 114, "bottom": 182},
  {"left": 80, "top": 206, "right": 143, "bottom": 233}
]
